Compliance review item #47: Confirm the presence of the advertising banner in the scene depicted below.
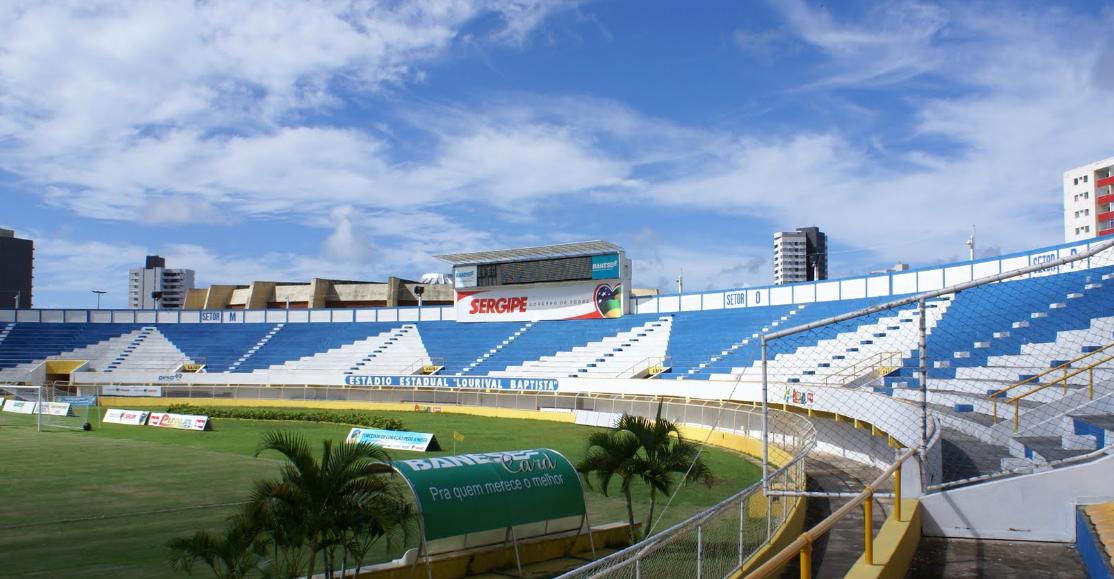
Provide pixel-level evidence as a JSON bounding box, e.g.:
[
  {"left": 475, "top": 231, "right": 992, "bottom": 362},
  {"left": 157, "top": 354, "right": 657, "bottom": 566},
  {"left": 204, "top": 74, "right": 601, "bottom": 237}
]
[
  {"left": 590, "top": 254, "right": 620, "bottom": 279},
  {"left": 343, "top": 374, "right": 557, "bottom": 391},
  {"left": 148, "top": 412, "right": 209, "bottom": 431},
  {"left": 38, "top": 402, "right": 73, "bottom": 416},
  {"left": 103, "top": 409, "right": 151, "bottom": 426},
  {"left": 392, "top": 448, "right": 586, "bottom": 541},
  {"left": 454, "top": 265, "right": 478, "bottom": 289},
  {"left": 2, "top": 399, "right": 35, "bottom": 414},
  {"left": 59, "top": 395, "right": 98, "bottom": 407},
  {"left": 573, "top": 410, "right": 621, "bottom": 428},
  {"left": 345, "top": 428, "right": 441, "bottom": 452},
  {"left": 102, "top": 385, "right": 163, "bottom": 397},
  {"left": 455, "top": 279, "right": 623, "bottom": 322}
]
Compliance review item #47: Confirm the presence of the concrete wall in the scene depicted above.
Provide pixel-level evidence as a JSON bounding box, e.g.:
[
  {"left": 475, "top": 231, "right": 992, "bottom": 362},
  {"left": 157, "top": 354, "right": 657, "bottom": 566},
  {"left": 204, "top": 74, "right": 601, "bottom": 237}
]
[
  {"left": 634, "top": 237, "right": 1110, "bottom": 315},
  {"left": 920, "top": 453, "right": 1114, "bottom": 541}
]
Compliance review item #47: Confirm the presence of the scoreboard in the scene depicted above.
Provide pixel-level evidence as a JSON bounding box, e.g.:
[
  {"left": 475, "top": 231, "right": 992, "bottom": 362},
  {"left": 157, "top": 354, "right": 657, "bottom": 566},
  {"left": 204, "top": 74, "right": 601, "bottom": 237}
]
[
  {"left": 479, "top": 256, "right": 594, "bottom": 287},
  {"left": 439, "top": 243, "right": 628, "bottom": 322}
]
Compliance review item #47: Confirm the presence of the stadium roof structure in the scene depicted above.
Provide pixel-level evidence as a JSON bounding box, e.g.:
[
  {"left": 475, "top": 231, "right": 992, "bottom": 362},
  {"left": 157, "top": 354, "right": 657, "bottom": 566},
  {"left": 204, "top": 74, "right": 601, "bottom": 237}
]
[{"left": 435, "top": 240, "right": 623, "bottom": 266}]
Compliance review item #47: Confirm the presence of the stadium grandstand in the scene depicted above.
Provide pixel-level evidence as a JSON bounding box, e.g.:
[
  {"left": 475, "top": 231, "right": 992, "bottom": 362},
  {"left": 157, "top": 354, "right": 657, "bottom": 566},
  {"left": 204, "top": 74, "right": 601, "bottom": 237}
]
[{"left": 3, "top": 236, "right": 1114, "bottom": 577}]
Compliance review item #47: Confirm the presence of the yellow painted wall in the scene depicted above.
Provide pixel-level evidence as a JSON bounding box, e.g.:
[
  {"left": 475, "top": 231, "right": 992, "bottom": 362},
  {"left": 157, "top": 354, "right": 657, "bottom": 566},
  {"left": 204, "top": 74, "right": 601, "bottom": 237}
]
[
  {"left": 357, "top": 524, "right": 633, "bottom": 579},
  {"left": 845, "top": 499, "right": 921, "bottom": 579},
  {"left": 45, "top": 360, "right": 87, "bottom": 374},
  {"left": 98, "top": 396, "right": 577, "bottom": 424}
]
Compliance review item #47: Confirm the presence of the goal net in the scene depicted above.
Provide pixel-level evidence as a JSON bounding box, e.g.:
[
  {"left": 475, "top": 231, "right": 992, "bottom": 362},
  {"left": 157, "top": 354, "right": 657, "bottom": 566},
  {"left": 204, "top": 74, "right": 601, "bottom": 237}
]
[
  {"left": 38, "top": 382, "right": 95, "bottom": 432},
  {"left": 0, "top": 383, "right": 94, "bottom": 431}
]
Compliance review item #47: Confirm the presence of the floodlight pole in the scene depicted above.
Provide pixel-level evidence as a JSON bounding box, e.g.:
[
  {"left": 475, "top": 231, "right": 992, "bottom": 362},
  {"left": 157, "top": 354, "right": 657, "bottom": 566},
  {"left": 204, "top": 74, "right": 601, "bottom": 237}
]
[{"left": 92, "top": 290, "right": 106, "bottom": 309}]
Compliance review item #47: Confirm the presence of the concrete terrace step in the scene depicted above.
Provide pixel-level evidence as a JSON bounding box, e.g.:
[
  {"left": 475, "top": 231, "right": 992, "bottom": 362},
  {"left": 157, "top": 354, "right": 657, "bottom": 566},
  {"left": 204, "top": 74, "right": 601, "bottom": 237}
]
[
  {"left": 1071, "top": 414, "right": 1114, "bottom": 431},
  {"left": 940, "top": 428, "right": 1013, "bottom": 482},
  {"left": 1014, "top": 436, "right": 1093, "bottom": 463}
]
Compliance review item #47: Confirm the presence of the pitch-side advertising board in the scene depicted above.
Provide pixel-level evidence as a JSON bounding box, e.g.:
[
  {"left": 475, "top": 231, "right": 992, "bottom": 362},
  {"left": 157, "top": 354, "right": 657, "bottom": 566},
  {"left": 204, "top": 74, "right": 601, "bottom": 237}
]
[
  {"left": 148, "top": 412, "right": 209, "bottom": 431},
  {"left": 103, "top": 409, "right": 151, "bottom": 426},
  {"left": 392, "top": 448, "right": 586, "bottom": 541},
  {"left": 2, "top": 399, "right": 35, "bottom": 414},
  {"left": 455, "top": 279, "right": 623, "bottom": 322},
  {"left": 38, "top": 402, "right": 72, "bottom": 416},
  {"left": 345, "top": 428, "right": 441, "bottom": 452},
  {"left": 102, "top": 385, "right": 163, "bottom": 397}
]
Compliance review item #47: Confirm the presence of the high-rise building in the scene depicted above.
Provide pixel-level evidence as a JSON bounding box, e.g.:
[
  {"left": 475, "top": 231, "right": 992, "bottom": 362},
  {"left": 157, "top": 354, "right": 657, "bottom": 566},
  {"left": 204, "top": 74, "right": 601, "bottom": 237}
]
[
  {"left": 128, "top": 255, "right": 195, "bottom": 309},
  {"left": 1064, "top": 155, "right": 1114, "bottom": 242},
  {"left": 774, "top": 227, "right": 827, "bottom": 285},
  {"left": 0, "top": 228, "right": 33, "bottom": 309}
]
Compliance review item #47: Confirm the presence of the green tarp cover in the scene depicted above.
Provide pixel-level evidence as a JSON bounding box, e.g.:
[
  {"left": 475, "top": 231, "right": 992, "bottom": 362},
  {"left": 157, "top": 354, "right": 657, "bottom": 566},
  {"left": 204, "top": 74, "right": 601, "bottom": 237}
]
[{"left": 392, "top": 448, "right": 585, "bottom": 540}]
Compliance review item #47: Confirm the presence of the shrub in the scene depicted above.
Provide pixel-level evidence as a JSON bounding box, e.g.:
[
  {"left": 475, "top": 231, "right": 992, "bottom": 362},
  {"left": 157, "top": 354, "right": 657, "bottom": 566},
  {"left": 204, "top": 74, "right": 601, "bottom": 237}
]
[{"left": 165, "top": 404, "right": 404, "bottom": 431}]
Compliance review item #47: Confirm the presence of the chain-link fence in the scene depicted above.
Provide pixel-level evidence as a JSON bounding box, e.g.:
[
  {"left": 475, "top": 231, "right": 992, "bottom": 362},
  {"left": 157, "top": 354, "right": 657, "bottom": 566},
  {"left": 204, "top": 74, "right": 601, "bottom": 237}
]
[
  {"left": 35, "top": 383, "right": 816, "bottom": 579},
  {"left": 757, "top": 240, "right": 1114, "bottom": 496},
  {"left": 556, "top": 395, "right": 813, "bottom": 579}
]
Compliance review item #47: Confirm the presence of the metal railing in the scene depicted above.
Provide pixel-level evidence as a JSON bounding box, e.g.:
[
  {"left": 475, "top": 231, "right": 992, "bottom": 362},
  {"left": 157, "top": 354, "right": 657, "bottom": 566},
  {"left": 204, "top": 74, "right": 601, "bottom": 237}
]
[
  {"left": 618, "top": 355, "right": 672, "bottom": 379},
  {"left": 821, "top": 351, "right": 902, "bottom": 386},
  {"left": 83, "top": 381, "right": 817, "bottom": 579},
  {"left": 745, "top": 446, "right": 917, "bottom": 578},
  {"left": 993, "top": 338, "right": 1114, "bottom": 429}
]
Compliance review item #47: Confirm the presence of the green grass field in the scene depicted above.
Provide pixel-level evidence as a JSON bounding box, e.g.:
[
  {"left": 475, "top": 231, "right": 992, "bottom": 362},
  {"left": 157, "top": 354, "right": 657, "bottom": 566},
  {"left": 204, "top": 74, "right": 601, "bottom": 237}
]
[{"left": 0, "top": 407, "right": 760, "bottom": 578}]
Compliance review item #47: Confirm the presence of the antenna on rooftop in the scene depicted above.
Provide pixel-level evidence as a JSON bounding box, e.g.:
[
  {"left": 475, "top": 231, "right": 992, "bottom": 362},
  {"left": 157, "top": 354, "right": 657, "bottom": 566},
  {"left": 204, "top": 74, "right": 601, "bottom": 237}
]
[
  {"left": 676, "top": 269, "right": 684, "bottom": 294},
  {"left": 966, "top": 225, "right": 976, "bottom": 261}
]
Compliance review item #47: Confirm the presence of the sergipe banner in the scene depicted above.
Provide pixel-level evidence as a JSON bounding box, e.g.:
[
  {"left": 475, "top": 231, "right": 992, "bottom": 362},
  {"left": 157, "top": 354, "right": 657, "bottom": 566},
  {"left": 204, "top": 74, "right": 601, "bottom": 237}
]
[
  {"left": 455, "top": 279, "right": 624, "bottom": 322},
  {"left": 392, "top": 448, "right": 586, "bottom": 541}
]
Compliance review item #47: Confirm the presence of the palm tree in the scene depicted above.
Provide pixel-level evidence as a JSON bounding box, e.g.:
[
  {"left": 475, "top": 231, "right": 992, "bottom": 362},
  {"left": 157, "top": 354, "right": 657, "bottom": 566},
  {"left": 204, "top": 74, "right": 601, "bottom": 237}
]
[
  {"left": 167, "top": 513, "right": 268, "bottom": 579},
  {"left": 246, "top": 431, "right": 413, "bottom": 579},
  {"left": 577, "top": 405, "right": 713, "bottom": 542},
  {"left": 577, "top": 426, "right": 645, "bottom": 542}
]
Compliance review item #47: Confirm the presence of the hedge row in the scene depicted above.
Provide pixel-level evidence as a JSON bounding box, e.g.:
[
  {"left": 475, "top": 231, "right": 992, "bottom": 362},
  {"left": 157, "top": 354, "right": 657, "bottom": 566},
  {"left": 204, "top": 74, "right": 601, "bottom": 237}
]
[{"left": 165, "top": 404, "right": 404, "bottom": 431}]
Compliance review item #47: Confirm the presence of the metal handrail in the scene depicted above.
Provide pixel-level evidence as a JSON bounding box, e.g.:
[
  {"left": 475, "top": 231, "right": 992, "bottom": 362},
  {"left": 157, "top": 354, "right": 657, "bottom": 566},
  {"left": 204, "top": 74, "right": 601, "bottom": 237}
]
[
  {"left": 987, "top": 340, "right": 1114, "bottom": 407},
  {"left": 821, "top": 351, "right": 902, "bottom": 386},
  {"left": 1000, "top": 352, "right": 1114, "bottom": 431},
  {"left": 745, "top": 446, "right": 917, "bottom": 578},
  {"left": 616, "top": 355, "right": 671, "bottom": 379}
]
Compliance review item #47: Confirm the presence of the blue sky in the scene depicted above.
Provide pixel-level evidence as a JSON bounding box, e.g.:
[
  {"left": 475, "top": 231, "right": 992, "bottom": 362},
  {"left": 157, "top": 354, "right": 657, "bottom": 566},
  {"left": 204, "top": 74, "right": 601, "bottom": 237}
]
[{"left": 2, "top": 0, "right": 1113, "bottom": 308}]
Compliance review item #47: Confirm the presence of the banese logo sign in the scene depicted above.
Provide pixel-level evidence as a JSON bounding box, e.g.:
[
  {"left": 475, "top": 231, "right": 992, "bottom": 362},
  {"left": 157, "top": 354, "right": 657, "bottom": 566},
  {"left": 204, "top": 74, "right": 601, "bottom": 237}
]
[
  {"left": 591, "top": 253, "right": 620, "bottom": 279},
  {"left": 391, "top": 448, "right": 586, "bottom": 541},
  {"left": 454, "top": 265, "right": 478, "bottom": 289}
]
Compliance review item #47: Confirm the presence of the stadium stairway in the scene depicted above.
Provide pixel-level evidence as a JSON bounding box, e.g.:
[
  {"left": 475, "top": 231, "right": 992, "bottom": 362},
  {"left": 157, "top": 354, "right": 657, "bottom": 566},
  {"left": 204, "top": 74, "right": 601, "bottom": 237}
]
[
  {"left": 28, "top": 328, "right": 144, "bottom": 372},
  {"left": 467, "top": 316, "right": 656, "bottom": 376},
  {"left": 414, "top": 321, "right": 526, "bottom": 375},
  {"left": 488, "top": 316, "right": 673, "bottom": 378},
  {"left": 228, "top": 324, "right": 285, "bottom": 372},
  {"left": 157, "top": 324, "right": 277, "bottom": 372},
  {"left": 876, "top": 272, "right": 1114, "bottom": 480},
  {"left": 105, "top": 327, "right": 192, "bottom": 372},
  {"left": 0, "top": 323, "right": 141, "bottom": 370},
  {"left": 699, "top": 297, "right": 950, "bottom": 388},
  {"left": 253, "top": 324, "right": 431, "bottom": 375}
]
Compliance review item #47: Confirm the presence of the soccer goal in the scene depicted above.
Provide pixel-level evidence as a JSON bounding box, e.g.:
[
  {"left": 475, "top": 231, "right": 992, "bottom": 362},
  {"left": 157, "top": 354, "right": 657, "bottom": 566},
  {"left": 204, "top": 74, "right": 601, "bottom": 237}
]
[
  {"left": 0, "top": 383, "right": 95, "bottom": 431},
  {"left": 37, "top": 382, "right": 96, "bottom": 432}
]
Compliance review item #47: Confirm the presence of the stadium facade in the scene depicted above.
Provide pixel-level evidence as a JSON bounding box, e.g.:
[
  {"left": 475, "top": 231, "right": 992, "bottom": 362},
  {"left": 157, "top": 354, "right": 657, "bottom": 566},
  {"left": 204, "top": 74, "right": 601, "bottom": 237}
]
[{"left": 183, "top": 276, "right": 453, "bottom": 310}]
